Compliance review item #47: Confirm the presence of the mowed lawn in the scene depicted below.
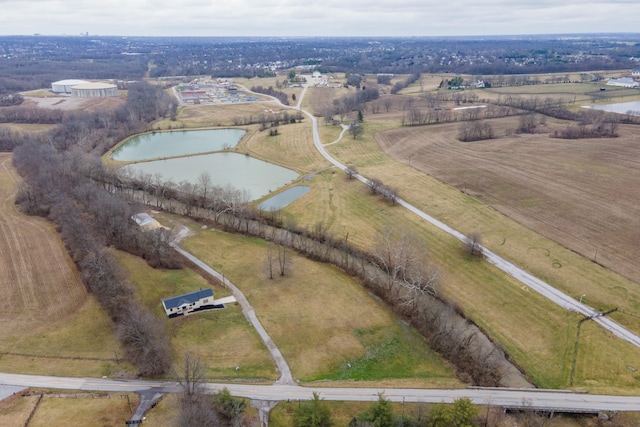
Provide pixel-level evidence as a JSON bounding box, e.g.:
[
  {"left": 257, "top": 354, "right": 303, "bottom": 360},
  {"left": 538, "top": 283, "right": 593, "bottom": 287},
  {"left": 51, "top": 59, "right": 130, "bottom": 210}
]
[
  {"left": 113, "top": 249, "right": 277, "bottom": 381},
  {"left": 179, "top": 221, "right": 459, "bottom": 387}
]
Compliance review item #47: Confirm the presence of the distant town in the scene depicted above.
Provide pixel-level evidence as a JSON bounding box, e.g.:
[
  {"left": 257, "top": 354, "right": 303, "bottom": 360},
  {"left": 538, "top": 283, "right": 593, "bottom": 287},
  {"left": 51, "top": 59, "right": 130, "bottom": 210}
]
[{"left": 1, "top": 34, "right": 640, "bottom": 96}]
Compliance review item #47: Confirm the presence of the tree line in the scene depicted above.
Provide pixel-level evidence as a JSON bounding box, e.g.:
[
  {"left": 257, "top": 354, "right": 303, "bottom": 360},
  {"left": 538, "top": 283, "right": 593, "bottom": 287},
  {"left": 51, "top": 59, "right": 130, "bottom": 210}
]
[
  {"left": 119, "top": 171, "right": 526, "bottom": 387},
  {"left": 249, "top": 85, "right": 290, "bottom": 105},
  {"left": 7, "top": 82, "right": 180, "bottom": 376}
]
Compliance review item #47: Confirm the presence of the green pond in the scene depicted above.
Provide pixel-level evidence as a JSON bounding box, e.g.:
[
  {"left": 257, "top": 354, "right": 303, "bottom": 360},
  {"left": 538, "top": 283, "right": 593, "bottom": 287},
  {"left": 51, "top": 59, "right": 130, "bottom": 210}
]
[{"left": 116, "top": 129, "right": 304, "bottom": 202}]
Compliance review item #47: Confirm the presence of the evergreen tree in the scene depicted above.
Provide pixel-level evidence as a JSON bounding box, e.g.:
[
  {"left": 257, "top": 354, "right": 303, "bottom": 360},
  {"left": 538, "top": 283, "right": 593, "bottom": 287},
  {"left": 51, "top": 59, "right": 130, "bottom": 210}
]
[{"left": 293, "top": 392, "right": 333, "bottom": 427}]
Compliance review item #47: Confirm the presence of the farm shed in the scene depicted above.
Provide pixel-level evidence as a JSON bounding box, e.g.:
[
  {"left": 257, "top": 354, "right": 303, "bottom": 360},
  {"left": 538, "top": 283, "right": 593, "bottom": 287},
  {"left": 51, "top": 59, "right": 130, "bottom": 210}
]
[{"left": 162, "top": 289, "right": 221, "bottom": 318}]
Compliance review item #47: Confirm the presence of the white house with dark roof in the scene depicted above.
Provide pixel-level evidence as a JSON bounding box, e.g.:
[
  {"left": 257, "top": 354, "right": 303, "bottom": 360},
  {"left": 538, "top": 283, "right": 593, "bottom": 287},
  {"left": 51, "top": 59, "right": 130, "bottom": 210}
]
[{"left": 162, "top": 288, "right": 218, "bottom": 318}]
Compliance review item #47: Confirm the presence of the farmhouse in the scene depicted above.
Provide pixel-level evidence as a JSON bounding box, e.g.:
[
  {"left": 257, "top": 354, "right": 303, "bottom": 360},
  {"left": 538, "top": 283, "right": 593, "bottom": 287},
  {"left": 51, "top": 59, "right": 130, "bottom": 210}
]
[
  {"left": 162, "top": 288, "right": 219, "bottom": 318},
  {"left": 606, "top": 77, "right": 639, "bottom": 88},
  {"left": 632, "top": 69, "right": 640, "bottom": 77}
]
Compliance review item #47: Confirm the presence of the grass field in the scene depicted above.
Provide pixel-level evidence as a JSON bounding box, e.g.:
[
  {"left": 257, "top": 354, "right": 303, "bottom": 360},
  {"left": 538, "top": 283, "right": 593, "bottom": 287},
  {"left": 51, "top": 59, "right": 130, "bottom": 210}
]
[
  {"left": 226, "top": 83, "right": 640, "bottom": 391},
  {"left": 374, "top": 115, "right": 640, "bottom": 313},
  {"left": 113, "top": 247, "right": 277, "bottom": 381},
  {"left": 118, "top": 75, "right": 640, "bottom": 391},
  {"left": 176, "top": 218, "right": 459, "bottom": 387},
  {"left": 27, "top": 392, "right": 139, "bottom": 427}
]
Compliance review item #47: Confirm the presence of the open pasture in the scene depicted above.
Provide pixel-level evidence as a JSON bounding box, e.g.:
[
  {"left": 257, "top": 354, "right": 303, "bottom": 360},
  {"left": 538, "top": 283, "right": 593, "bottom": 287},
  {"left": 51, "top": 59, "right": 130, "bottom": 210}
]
[
  {"left": 180, "top": 222, "right": 458, "bottom": 387},
  {"left": 376, "top": 116, "right": 640, "bottom": 288}
]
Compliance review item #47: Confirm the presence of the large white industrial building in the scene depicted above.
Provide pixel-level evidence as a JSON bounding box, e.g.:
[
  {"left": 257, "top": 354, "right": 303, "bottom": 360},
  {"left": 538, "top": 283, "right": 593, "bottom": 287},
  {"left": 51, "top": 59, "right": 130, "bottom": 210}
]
[
  {"left": 51, "top": 80, "right": 119, "bottom": 97},
  {"left": 70, "top": 82, "right": 119, "bottom": 98},
  {"left": 51, "top": 79, "right": 89, "bottom": 94}
]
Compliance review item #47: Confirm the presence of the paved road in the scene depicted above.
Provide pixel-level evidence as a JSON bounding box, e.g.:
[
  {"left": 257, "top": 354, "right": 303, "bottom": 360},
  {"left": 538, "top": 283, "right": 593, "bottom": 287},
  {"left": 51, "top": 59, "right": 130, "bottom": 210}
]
[
  {"left": 286, "top": 86, "right": 640, "bottom": 350},
  {"left": 1, "top": 373, "right": 639, "bottom": 414}
]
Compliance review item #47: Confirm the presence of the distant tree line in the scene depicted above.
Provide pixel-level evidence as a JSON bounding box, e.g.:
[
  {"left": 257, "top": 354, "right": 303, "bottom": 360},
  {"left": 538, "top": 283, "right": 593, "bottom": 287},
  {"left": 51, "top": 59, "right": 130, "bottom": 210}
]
[
  {"left": 326, "top": 87, "right": 380, "bottom": 121},
  {"left": 390, "top": 73, "right": 420, "bottom": 94},
  {"left": 230, "top": 110, "right": 303, "bottom": 128},
  {"left": 249, "top": 85, "right": 289, "bottom": 105}
]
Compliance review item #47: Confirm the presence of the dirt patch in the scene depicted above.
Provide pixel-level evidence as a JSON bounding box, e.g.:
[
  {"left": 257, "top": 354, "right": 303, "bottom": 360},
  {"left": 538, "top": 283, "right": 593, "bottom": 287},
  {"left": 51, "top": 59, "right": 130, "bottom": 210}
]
[
  {"left": 22, "top": 95, "right": 125, "bottom": 112},
  {"left": 376, "top": 117, "right": 640, "bottom": 283}
]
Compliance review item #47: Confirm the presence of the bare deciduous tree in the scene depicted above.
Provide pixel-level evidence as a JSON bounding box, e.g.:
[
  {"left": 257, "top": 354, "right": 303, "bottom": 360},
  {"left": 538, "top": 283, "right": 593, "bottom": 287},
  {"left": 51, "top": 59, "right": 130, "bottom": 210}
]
[
  {"left": 264, "top": 245, "right": 275, "bottom": 280},
  {"left": 348, "top": 121, "right": 364, "bottom": 139},
  {"left": 464, "top": 232, "right": 484, "bottom": 258},
  {"left": 345, "top": 164, "right": 359, "bottom": 180},
  {"left": 278, "top": 246, "right": 289, "bottom": 276},
  {"left": 177, "top": 352, "right": 206, "bottom": 396}
]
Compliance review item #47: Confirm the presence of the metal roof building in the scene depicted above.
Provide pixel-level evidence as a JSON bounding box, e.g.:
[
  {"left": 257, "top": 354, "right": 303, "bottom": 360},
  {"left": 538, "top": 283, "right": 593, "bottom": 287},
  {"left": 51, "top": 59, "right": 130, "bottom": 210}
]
[{"left": 51, "top": 79, "right": 89, "bottom": 94}]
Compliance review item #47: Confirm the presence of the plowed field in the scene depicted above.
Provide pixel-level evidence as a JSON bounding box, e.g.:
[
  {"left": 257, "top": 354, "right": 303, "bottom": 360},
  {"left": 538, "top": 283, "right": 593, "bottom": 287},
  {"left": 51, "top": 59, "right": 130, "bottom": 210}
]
[
  {"left": 377, "top": 117, "right": 640, "bottom": 284},
  {"left": 0, "top": 153, "right": 86, "bottom": 336}
]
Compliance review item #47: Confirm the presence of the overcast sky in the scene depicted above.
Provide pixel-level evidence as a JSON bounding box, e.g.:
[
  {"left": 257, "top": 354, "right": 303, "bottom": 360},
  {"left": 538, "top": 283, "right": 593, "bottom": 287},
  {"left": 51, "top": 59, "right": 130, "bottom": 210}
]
[{"left": 1, "top": 0, "right": 639, "bottom": 37}]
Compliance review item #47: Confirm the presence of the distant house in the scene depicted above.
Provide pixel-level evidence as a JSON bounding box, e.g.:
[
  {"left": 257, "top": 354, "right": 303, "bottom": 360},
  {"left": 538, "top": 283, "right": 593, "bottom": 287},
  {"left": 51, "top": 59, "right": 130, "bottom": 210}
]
[
  {"left": 162, "top": 289, "right": 221, "bottom": 318},
  {"left": 632, "top": 69, "right": 640, "bottom": 77},
  {"left": 606, "top": 77, "right": 639, "bottom": 88}
]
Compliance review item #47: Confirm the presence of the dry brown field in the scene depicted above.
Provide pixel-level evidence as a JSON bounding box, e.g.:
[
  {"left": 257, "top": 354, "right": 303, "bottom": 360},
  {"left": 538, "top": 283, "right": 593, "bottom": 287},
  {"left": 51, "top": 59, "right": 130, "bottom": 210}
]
[
  {"left": 21, "top": 95, "right": 125, "bottom": 112},
  {"left": 0, "top": 153, "right": 86, "bottom": 331},
  {"left": 27, "top": 392, "right": 139, "bottom": 427},
  {"left": 0, "top": 153, "right": 125, "bottom": 376},
  {"left": 375, "top": 116, "right": 640, "bottom": 285}
]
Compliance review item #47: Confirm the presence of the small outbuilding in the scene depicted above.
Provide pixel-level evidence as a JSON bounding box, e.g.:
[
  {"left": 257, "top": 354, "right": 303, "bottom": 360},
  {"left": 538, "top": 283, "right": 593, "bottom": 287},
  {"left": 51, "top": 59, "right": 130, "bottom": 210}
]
[{"left": 162, "top": 289, "right": 221, "bottom": 318}]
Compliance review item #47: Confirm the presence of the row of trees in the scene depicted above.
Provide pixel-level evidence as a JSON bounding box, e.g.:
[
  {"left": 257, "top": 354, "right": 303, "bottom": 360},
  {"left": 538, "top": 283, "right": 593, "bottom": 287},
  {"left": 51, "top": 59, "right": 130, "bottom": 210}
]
[
  {"left": 121, "top": 174, "right": 520, "bottom": 386},
  {"left": 457, "top": 121, "right": 495, "bottom": 142},
  {"left": 390, "top": 73, "right": 421, "bottom": 94},
  {"left": 294, "top": 392, "right": 477, "bottom": 427},
  {"left": 230, "top": 110, "right": 303, "bottom": 127},
  {"left": 330, "top": 87, "right": 381, "bottom": 121},
  {"left": 249, "top": 85, "right": 290, "bottom": 105}
]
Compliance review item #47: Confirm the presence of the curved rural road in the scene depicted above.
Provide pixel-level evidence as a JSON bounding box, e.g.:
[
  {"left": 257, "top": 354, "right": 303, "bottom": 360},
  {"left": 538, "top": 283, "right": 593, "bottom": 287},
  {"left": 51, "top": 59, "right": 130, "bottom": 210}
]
[
  {"left": 282, "top": 84, "right": 640, "bottom": 349},
  {"left": 2, "top": 372, "right": 640, "bottom": 413}
]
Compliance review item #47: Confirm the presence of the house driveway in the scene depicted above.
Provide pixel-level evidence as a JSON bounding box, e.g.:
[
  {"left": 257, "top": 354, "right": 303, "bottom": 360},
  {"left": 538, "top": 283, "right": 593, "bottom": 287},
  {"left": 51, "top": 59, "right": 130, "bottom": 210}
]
[{"left": 170, "top": 226, "right": 295, "bottom": 386}]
